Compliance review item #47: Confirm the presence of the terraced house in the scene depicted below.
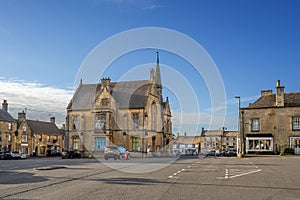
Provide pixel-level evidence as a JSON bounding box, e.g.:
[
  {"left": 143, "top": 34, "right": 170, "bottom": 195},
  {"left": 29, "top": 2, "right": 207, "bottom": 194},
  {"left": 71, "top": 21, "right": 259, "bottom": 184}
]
[
  {"left": 240, "top": 80, "right": 300, "bottom": 154},
  {"left": 0, "top": 100, "right": 17, "bottom": 152},
  {"left": 66, "top": 53, "right": 173, "bottom": 156},
  {"left": 17, "top": 112, "right": 64, "bottom": 156}
]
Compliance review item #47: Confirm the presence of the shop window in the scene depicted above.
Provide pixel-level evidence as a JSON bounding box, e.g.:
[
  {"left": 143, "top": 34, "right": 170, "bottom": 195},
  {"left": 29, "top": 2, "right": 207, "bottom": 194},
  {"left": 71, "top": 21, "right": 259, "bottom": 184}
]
[
  {"left": 247, "top": 138, "right": 273, "bottom": 152},
  {"left": 251, "top": 118, "right": 260, "bottom": 132},
  {"left": 292, "top": 117, "right": 300, "bottom": 131}
]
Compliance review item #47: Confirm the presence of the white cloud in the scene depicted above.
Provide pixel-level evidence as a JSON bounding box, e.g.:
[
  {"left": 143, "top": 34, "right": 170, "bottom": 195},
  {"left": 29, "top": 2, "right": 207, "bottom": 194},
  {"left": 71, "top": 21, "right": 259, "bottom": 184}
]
[{"left": 0, "top": 79, "right": 73, "bottom": 126}]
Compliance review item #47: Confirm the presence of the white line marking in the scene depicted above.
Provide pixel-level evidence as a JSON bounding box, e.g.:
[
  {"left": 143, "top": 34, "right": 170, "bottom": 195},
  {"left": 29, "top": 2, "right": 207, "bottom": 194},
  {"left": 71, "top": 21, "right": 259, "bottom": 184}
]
[
  {"left": 177, "top": 171, "right": 181, "bottom": 173},
  {"left": 229, "top": 169, "right": 262, "bottom": 179},
  {"left": 182, "top": 169, "right": 185, "bottom": 171},
  {"left": 168, "top": 176, "right": 173, "bottom": 178},
  {"left": 187, "top": 166, "right": 191, "bottom": 168},
  {"left": 225, "top": 169, "right": 229, "bottom": 179},
  {"left": 173, "top": 173, "right": 177, "bottom": 176}
]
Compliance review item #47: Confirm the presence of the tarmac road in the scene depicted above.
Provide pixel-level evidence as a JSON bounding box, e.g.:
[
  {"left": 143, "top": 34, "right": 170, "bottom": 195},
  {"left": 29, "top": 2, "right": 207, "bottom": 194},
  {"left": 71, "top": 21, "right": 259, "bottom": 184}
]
[{"left": 0, "top": 155, "right": 300, "bottom": 200}]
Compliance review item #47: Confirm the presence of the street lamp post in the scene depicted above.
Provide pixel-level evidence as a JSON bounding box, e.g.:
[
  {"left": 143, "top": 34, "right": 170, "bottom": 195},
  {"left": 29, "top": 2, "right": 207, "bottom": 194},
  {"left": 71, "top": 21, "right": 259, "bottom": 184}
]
[{"left": 235, "top": 96, "right": 242, "bottom": 156}]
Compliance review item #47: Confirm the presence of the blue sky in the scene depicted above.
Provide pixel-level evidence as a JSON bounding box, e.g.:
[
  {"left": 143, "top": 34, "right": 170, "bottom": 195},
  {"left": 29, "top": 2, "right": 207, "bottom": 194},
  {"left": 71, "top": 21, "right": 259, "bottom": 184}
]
[{"left": 0, "top": 0, "right": 300, "bottom": 134}]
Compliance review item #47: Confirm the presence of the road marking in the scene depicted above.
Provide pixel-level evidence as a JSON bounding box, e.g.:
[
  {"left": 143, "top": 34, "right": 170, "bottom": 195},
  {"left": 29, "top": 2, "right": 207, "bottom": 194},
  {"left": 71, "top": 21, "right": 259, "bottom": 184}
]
[
  {"left": 225, "top": 169, "right": 229, "bottom": 179},
  {"left": 229, "top": 169, "right": 261, "bottom": 179},
  {"left": 168, "top": 176, "right": 173, "bottom": 178}
]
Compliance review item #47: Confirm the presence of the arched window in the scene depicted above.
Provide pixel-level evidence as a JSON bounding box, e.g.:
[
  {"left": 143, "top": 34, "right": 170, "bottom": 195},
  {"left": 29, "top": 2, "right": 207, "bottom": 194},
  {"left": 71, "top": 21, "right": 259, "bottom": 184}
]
[{"left": 151, "top": 102, "right": 157, "bottom": 130}]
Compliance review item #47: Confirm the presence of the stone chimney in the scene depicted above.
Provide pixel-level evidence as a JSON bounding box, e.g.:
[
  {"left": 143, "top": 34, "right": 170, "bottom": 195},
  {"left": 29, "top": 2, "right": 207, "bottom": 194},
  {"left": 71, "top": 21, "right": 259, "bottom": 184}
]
[
  {"left": 276, "top": 80, "right": 284, "bottom": 107},
  {"left": 18, "top": 111, "right": 26, "bottom": 122},
  {"left": 101, "top": 77, "right": 111, "bottom": 91},
  {"left": 2, "top": 100, "right": 8, "bottom": 111},
  {"left": 261, "top": 90, "right": 273, "bottom": 97},
  {"left": 50, "top": 117, "right": 56, "bottom": 124}
]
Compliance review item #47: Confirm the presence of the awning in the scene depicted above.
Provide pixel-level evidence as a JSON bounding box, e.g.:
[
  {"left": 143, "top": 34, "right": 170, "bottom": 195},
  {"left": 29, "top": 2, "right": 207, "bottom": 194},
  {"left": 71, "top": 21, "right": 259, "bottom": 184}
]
[{"left": 246, "top": 133, "right": 273, "bottom": 137}]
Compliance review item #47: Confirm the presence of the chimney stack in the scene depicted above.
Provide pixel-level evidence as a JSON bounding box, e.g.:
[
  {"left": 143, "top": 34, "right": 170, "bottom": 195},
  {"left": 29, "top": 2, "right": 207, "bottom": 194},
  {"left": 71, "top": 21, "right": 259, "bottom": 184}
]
[
  {"left": 18, "top": 111, "right": 26, "bottom": 122},
  {"left": 50, "top": 117, "right": 56, "bottom": 124},
  {"left": 2, "top": 100, "right": 8, "bottom": 111},
  {"left": 276, "top": 80, "right": 285, "bottom": 107},
  {"left": 261, "top": 90, "right": 272, "bottom": 97}
]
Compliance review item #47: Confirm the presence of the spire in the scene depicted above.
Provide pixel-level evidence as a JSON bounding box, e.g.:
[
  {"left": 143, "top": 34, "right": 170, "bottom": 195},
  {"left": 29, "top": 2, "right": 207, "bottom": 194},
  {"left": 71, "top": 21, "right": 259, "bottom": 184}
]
[
  {"left": 155, "top": 51, "right": 162, "bottom": 89},
  {"left": 155, "top": 51, "right": 162, "bottom": 103}
]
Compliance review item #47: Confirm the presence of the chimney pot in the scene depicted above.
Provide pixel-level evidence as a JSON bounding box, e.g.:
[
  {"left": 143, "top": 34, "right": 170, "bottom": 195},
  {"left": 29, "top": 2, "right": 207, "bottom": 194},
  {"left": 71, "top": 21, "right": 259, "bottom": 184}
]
[
  {"left": 2, "top": 100, "right": 8, "bottom": 112},
  {"left": 276, "top": 80, "right": 281, "bottom": 87},
  {"left": 50, "top": 117, "right": 56, "bottom": 124}
]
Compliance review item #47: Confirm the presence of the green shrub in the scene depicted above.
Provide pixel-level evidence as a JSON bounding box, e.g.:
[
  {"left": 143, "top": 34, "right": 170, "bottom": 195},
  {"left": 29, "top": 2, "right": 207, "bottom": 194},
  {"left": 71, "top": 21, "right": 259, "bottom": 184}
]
[{"left": 280, "top": 147, "right": 294, "bottom": 155}]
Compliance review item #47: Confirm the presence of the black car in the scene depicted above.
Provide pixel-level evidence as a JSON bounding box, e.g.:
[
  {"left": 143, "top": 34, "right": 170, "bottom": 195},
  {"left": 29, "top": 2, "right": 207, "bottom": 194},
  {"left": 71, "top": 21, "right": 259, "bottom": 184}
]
[
  {"left": 226, "top": 149, "right": 237, "bottom": 157},
  {"left": 61, "top": 151, "right": 82, "bottom": 159}
]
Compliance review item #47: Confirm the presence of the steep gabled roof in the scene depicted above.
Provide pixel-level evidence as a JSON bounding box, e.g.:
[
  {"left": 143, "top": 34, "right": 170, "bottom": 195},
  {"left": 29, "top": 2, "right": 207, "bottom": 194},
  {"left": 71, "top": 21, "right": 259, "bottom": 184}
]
[
  {"left": 27, "top": 120, "right": 61, "bottom": 135},
  {"left": 68, "top": 80, "right": 152, "bottom": 110},
  {"left": 248, "top": 92, "right": 300, "bottom": 109},
  {"left": 0, "top": 109, "right": 16, "bottom": 122}
]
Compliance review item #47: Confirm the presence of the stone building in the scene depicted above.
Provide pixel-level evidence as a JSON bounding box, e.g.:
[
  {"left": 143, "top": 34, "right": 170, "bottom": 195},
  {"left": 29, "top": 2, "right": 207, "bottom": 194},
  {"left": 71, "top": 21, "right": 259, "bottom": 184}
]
[
  {"left": 0, "top": 100, "right": 17, "bottom": 152},
  {"left": 17, "top": 112, "right": 64, "bottom": 156},
  {"left": 200, "top": 127, "right": 238, "bottom": 154},
  {"left": 66, "top": 53, "right": 172, "bottom": 157},
  {"left": 172, "top": 132, "right": 201, "bottom": 155},
  {"left": 240, "top": 80, "right": 300, "bottom": 154}
]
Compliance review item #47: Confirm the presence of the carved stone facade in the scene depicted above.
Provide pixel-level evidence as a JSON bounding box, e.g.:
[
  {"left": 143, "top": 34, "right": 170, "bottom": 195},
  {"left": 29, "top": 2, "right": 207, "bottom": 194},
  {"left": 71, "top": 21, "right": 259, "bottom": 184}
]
[{"left": 66, "top": 54, "right": 172, "bottom": 156}]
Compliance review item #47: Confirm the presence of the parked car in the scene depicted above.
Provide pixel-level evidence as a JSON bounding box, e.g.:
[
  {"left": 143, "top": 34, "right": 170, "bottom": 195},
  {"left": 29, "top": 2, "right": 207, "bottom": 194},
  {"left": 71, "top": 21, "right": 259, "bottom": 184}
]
[
  {"left": 205, "top": 150, "right": 216, "bottom": 157},
  {"left": 226, "top": 149, "right": 237, "bottom": 157},
  {"left": 20, "top": 152, "right": 27, "bottom": 159},
  {"left": 10, "top": 151, "right": 21, "bottom": 159},
  {"left": 0, "top": 152, "right": 4, "bottom": 159},
  {"left": 61, "top": 151, "right": 82, "bottom": 159},
  {"left": 51, "top": 150, "right": 61, "bottom": 157},
  {"left": 104, "top": 147, "right": 121, "bottom": 160},
  {"left": 2, "top": 151, "right": 13, "bottom": 159},
  {"left": 117, "top": 146, "right": 130, "bottom": 159}
]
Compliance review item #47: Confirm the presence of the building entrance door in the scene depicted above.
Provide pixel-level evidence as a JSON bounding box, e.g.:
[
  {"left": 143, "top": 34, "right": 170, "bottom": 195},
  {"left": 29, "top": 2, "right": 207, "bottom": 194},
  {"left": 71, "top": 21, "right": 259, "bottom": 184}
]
[{"left": 290, "top": 137, "right": 300, "bottom": 155}]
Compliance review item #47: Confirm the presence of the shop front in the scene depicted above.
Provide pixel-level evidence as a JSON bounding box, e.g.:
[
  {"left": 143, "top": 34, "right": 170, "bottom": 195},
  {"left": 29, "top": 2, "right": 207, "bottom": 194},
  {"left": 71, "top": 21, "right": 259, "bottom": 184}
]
[{"left": 246, "top": 134, "right": 273, "bottom": 154}]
